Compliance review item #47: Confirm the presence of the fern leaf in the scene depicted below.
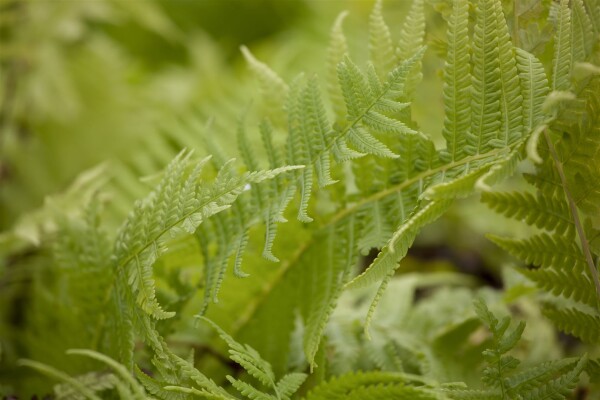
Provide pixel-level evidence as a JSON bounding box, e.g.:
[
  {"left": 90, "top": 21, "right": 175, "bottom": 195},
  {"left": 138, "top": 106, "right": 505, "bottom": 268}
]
[
  {"left": 54, "top": 372, "right": 117, "bottom": 400},
  {"left": 494, "top": 0, "right": 523, "bottom": 146},
  {"left": 347, "top": 200, "right": 452, "bottom": 334},
  {"left": 543, "top": 306, "right": 600, "bottom": 344},
  {"left": 135, "top": 366, "right": 190, "bottom": 400},
  {"left": 552, "top": 0, "right": 572, "bottom": 91},
  {"left": 488, "top": 232, "right": 584, "bottom": 270},
  {"left": 346, "top": 127, "right": 398, "bottom": 158},
  {"left": 476, "top": 148, "right": 522, "bottom": 191},
  {"left": 515, "top": 49, "right": 549, "bottom": 132},
  {"left": 347, "top": 200, "right": 451, "bottom": 290},
  {"left": 583, "top": 0, "right": 600, "bottom": 33},
  {"left": 116, "top": 150, "right": 299, "bottom": 319},
  {"left": 276, "top": 373, "right": 308, "bottom": 400},
  {"left": 302, "top": 371, "right": 409, "bottom": 400},
  {"left": 441, "top": 0, "right": 471, "bottom": 162},
  {"left": 481, "top": 191, "right": 574, "bottom": 237},
  {"left": 241, "top": 45, "right": 288, "bottom": 113},
  {"left": 201, "top": 317, "right": 277, "bottom": 388},
  {"left": 302, "top": 76, "right": 337, "bottom": 188},
  {"left": 66, "top": 350, "right": 146, "bottom": 400},
  {"left": 163, "top": 350, "right": 227, "bottom": 396},
  {"left": 18, "top": 360, "right": 104, "bottom": 400},
  {"left": 571, "top": 0, "right": 593, "bottom": 64},
  {"left": 358, "top": 200, "right": 393, "bottom": 253},
  {"left": 397, "top": 0, "right": 426, "bottom": 98},
  {"left": 369, "top": 0, "right": 396, "bottom": 78},
  {"left": 518, "top": 356, "right": 587, "bottom": 400},
  {"left": 328, "top": 11, "right": 350, "bottom": 123},
  {"left": 423, "top": 167, "right": 490, "bottom": 200},
  {"left": 259, "top": 119, "right": 295, "bottom": 261},
  {"left": 467, "top": 0, "right": 502, "bottom": 155},
  {"left": 227, "top": 377, "right": 276, "bottom": 400},
  {"left": 505, "top": 358, "right": 580, "bottom": 394},
  {"left": 302, "top": 219, "right": 359, "bottom": 367}
]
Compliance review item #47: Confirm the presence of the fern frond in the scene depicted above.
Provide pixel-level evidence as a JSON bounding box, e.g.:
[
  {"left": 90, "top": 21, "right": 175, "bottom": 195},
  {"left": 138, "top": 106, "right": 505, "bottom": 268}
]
[
  {"left": 135, "top": 366, "right": 190, "bottom": 400},
  {"left": 481, "top": 191, "right": 574, "bottom": 237},
  {"left": 583, "top": 0, "right": 600, "bottom": 33},
  {"left": 488, "top": 233, "right": 584, "bottom": 270},
  {"left": 276, "top": 373, "right": 308, "bottom": 400},
  {"left": 302, "top": 371, "right": 417, "bottom": 400},
  {"left": 552, "top": 0, "right": 572, "bottom": 90},
  {"left": 347, "top": 200, "right": 452, "bottom": 334},
  {"left": 18, "top": 360, "right": 104, "bottom": 400},
  {"left": 302, "top": 219, "right": 359, "bottom": 366},
  {"left": 200, "top": 317, "right": 277, "bottom": 388},
  {"left": 328, "top": 11, "right": 350, "bottom": 123},
  {"left": 505, "top": 358, "right": 580, "bottom": 394},
  {"left": 515, "top": 49, "right": 549, "bottom": 131},
  {"left": 494, "top": 0, "right": 523, "bottom": 147},
  {"left": 369, "top": 0, "right": 396, "bottom": 78},
  {"left": 66, "top": 349, "right": 146, "bottom": 400},
  {"left": 115, "top": 150, "right": 299, "bottom": 319},
  {"left": 226, "top": 378, "right": 276, "bottom": 400},
  {"left": 54, "top": 372, "right": 116, "bottom": 400},
  {"left": 447, "top": 299, "right": 588, "bottom": 399},
  {"left": 302, "top": 76, "right": 338, "bottom": 188},
  {"left": 571, "top": 0, "right": 594, "bottom": 64},
  {"left": 397, "top": 0, "right": 426, "bottom": 97},
  {"left": 542, "top": 305, "right": 600, "bottom": 344},
  {"left": 440, "top": 0, "right": 471, "bottom": 162},
  {"left": 467, "top": 0, "right": 501, "bottom": 155},
  {"left": 517, "top": 356, "right": 587, "bottom": 400},
  {"left": 241, "top": 45, "right": 288, "bottom": 116}
]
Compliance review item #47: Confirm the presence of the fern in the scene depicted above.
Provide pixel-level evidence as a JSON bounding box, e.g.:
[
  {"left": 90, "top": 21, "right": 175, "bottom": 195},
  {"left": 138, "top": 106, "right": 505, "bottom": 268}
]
[
  {"left": 303, "top": 371, "right": 442, "bottom": 400},
  {"left": 3, "top": 0, "right": 600, "bottom": 397},
  {"left": 485, "top": 75, "right": 600, "bottom": 344},
  {"left": 446, "top": 299, "right": 588, "bottom": 400}
]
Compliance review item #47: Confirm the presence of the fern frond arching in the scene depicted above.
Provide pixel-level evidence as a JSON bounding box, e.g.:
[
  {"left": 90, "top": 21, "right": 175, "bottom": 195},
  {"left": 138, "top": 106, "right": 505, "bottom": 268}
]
[{"left": 114, "top": 150, "right": 299, "bottom": 319}]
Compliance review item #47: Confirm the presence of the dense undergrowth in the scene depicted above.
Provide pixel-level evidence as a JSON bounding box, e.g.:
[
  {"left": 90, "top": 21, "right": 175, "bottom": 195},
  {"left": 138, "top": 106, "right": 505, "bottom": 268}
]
[{"left": 0, "top": 0, "right": 599, "bottom": 398}]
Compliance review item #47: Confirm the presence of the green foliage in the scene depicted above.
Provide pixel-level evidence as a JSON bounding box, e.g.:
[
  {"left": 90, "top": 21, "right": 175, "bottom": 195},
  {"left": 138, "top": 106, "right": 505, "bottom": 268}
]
[
  {"left": 446, "top": 299, "right": 588, "bottom": 400},
  {"left": 1, "top": 0, "right": 599, "bottom": 398}
]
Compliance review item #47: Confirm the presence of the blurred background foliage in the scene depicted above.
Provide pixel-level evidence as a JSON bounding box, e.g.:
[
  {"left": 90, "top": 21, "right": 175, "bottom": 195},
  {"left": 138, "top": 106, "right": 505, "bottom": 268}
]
[{"left": 0, "top": 0, "right": 448, "bottom": 231}]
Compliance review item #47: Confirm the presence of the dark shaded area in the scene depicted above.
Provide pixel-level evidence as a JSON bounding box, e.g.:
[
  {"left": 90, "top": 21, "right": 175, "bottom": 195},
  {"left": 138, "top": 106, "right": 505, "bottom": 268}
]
[
  {"left": 360, "top": 244, "right": 503, "bottom": 289},
  {"left": 408, "top": 245, "right": 503, "bottom": 289},
  {"left": 101, "top": 0, "right": 309, "bottom": 70}
]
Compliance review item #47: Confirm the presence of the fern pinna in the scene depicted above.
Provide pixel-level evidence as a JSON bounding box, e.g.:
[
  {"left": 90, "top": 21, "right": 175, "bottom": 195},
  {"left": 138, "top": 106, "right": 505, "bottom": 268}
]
[{"left": 9, "top": 0, "right": 600, "bottom": 397}]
